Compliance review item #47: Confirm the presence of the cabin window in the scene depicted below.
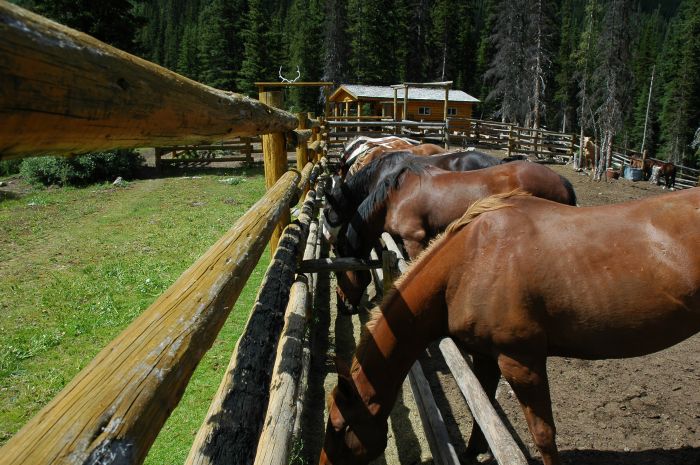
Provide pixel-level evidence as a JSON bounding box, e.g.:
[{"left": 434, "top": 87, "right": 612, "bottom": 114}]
[
  {"left": 418, "top": 107, "right": 431, "bottom": 115},
  {"left": 447, "top": 107, "right": 457, "bottom": 116}
]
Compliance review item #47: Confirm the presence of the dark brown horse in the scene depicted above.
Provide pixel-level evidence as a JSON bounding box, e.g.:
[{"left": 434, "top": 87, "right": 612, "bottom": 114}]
[
  {"left": 630, "top": 157, "right": 677, "bottom": 188},
  {"left": 321, "top": 189, "right": 700, "bottom": 465},
  {"left": 323, "top": 150, "right": 503, "bottom": 244},
  {"left": 335, "top": 161, "right": 577, "bottom": 308}
]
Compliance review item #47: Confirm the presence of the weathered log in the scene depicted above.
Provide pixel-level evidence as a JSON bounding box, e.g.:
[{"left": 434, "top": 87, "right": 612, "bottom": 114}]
[
  {"left": 186, "top": 192, "right": 317, "bottom": 465},
  {"left": 439, "top": 339, "right": 529, "bottom": 465},
  {"left": 297, "top": 257, "right": 382, "bottom": 273},
  {"left": 408, "top": 361, "right": 460, "bottom": 465},
  {"left": 0, "top": 170, "right": 301, "bottom": 465},
  {"left": 260, "top": 91, "right": 290, "bottom": 254},
  {"left": 253, "top": 278, "right": 309, "bottom": 465},
  {"left": 0, "top": 2, "right": 297, "bottom": 159}
]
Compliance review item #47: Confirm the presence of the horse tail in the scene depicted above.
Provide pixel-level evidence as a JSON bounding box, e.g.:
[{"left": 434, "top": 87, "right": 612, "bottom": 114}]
[
  {"left": 445, "top": 189, "right": 531, "bottom": 235},
  {"left": 558, "top": 175, "right": 578, "bottom": 206}
]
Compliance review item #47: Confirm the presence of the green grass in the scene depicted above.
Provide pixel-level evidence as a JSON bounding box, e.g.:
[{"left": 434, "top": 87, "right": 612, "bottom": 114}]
[{"left": 0, "top": 167, "right": 271, "bottom": 463}]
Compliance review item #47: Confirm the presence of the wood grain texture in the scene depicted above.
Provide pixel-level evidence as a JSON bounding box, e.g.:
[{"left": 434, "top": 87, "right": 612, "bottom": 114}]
[
  {"left": 0, "top": 170, "right": 301, "bottom": 465},
  {"left": 186, "top": 192, "right": 318, "bottom": 465},
  {"left": 0, "top": 2, "right": 297, "bottom": 159},
  {"left": 439, "top": 339, "right": 529, "bottom": 465},
  {"left": 253, "top": 279, "right": 308, "bottom": 465}
]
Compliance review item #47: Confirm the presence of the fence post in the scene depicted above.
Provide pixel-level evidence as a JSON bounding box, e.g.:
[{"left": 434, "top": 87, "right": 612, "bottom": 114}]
[
  {"left": 507, "top": 125, "right": 514, "bottom": 157},
  {"left": 259, "top": 90, "right": 289, "bottom": 254},
  {"left": 296, "top": 112, "right": 309, "bottom": 170},
  {"left": 533, "top": 129, "right": 539, "bottom": 158}
]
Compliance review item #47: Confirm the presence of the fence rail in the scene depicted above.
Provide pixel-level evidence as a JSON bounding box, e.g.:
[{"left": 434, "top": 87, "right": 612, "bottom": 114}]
[
  {"left": 0, "top": 1, "right": 297, "bottom": 160},
  {"left": 0, "top": 3, "right": 330, "bottom": 464}
]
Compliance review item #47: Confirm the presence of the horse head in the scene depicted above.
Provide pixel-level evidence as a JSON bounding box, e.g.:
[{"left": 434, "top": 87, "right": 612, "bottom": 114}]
[{"left": 320, "top": 359, "right": 388, "bottom": 465}]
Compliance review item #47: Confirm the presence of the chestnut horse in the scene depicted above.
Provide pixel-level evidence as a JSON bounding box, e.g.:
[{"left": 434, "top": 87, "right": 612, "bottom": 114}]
[
  {"left": 321, "top": 189, "right": 700, "bottom": 465},
  {"left": 334, "top": 161, "right": 577, "bottom": 309},
  {"left": 630, "top": 157, "right": 676, "bottom": 188},
  {"left": 346, "top": 143, "right": 446, "bottom": 177}
]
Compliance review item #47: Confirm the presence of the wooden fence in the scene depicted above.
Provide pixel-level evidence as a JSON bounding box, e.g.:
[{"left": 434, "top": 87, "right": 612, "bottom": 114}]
[
  {"left": 325, "top": 116, "right": 577, "bottom": 161},
  {"left": 609, "top": 146, "right": 699, "bottom": 190},
  {"left": 1, "top": 3, "right": 537, "bottom": 465},
  {"left": 0, "top": 3, "right": 328, "bottom": 465}
]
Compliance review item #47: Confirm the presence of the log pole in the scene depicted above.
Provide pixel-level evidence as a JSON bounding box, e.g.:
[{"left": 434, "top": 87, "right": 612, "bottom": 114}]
[
  {"left": 260, "top": 90, "right": 290, "bottom": 254},
  {"left": 0, "top": 2, "right": 297, "bottom": 159}
]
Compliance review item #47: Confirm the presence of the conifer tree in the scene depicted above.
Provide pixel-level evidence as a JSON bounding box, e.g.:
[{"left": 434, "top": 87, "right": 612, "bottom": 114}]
[
  {"left": 658, "top": 0, "right": 700, "bottom": 163},
  {"left": 322, "top": 0, "right": 350, "bottom": 84},
  {"left": 197, "top": 0, "right": 246, "bottom": 91}
]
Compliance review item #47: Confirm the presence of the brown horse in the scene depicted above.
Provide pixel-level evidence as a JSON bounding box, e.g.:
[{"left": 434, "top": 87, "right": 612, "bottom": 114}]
[
  {"left": 347, "top": 143, "right": 446, "bottom": 177},
  {"left": 580, "top": 136, "right": 596, "bottom": 170},
  {"left": 321, "top": 189, "right": 700, "bottom": 465},
  {"left": 334, "top": 161, "right": 576, "bottom": 310},
  {"left": 630, "top": 157, "right": 676, "bottom": 188}
]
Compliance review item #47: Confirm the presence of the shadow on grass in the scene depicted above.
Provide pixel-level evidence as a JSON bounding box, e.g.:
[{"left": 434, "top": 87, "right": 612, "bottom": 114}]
[{"left": 137, "top": 162, "right": 266, "bottom": 180}]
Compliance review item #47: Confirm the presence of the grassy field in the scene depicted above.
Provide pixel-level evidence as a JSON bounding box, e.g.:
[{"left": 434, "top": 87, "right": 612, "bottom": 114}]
[{"left": 0, "top": 166, "right": 271, "bottom": 464}]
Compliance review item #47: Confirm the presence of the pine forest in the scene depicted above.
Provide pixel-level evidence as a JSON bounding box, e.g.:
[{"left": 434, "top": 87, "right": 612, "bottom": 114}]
[{"left": 13, "top": 0, "right": 700, "bottom": 166}]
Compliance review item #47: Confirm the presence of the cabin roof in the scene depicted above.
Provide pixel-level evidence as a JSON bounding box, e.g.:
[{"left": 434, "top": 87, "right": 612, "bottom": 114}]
[{"left": 331, "top": 84, "right": 479, "bottom": 103}]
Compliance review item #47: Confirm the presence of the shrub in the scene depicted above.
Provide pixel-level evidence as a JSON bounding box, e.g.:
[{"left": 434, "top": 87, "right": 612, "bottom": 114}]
[
  {"left": 20, "top": 150, "right": 144, "bottom": 187},
  {"left": 0, "top": 159, "right": 22, "bottom": 177}
]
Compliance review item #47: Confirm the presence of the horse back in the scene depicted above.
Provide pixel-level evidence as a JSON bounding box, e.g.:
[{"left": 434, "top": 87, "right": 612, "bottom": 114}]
[{"left": 440, "top": 191, "right": 700, "bottom": 360}]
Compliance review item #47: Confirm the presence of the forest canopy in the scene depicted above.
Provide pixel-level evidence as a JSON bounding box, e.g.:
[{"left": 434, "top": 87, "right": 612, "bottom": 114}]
[{"left": 12, "top": 0, "right": 700, "bottom": 165}]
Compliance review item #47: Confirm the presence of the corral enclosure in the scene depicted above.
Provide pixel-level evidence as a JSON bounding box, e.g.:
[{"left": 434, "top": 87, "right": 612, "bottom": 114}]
[{"left": 1, "top": 2, "right": 699, "bottom": 465}]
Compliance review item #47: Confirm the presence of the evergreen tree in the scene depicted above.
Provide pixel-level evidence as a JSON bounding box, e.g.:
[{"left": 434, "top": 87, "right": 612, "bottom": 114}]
[
  {"left": 525, "top": 0, "right": 556, "bottom": 128},
  {"left": 658, "top": 0, "right": 700, "bottom": 163},
  {"left": 346, "top": 0, "right": 392, "bottom": 84},
  {"left": 237, "top": 0, "right": 280, "bottom": 95},
  {"left": 590, "top": 0, "right": 633, "bottom": 178},
  {"left": 322, "top": 0, "right": 350, "bottom": 84},
  {"left": 553, "top": 0, "right": 583, "bottom": 133},
  {"left": 485, "top": 0, "right": 530, "bottom": 124},
  {"left": 197, "top": 0, "right": 246, "bottom": 90},
  {"left": 27, "top": 0, "right": 144, "bottom": 53},
  {"left": 287, "top": 0, "right": 324, "bottom": 111},
  {"left": 628, "top": 8, "right": 665, "bottom": 154}
]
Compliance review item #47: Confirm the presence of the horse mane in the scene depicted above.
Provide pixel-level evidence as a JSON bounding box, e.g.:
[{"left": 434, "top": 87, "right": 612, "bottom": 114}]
[
  {"left": 344, "top": 151, "right": 414, "bottom": 197},
  {"left": 445, "top": 189, "right": 531, "bottom": 234},
  {"left": 344, "top": 158, "right": 429, "bottom": 253},
  {"left": 558, "top": 175, "right": 578, "bottom": 206}
]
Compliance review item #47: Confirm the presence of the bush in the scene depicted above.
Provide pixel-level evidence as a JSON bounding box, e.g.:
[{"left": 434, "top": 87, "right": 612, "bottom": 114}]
[
  {"left": 20, "top": 150, "right": 144, "bottom": 187},
  {"left": 0, "top": 159, "right": 22, "bottom": 177}
]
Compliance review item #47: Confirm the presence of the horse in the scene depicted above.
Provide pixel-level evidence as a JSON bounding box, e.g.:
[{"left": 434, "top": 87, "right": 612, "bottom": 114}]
[
  {"left": 334, "top": 161, "right": 577, "bottom": 310},
  {"left": 339, "top": 136, "right": 418, "bottom": 178},
  {"left": 346, "top": 143, "right": 446, "bottom": 178},
  {"left": 630, "top": 157, "right": 676, "bottom": 188},
  {"left": 323, "top": 150, "right": 503, "bottom": 244},
  {"left": 580, "top": 136, "right": 596, "bottom": 170},
  {"left": 654, "top": 161, "right": 677, "bottom": 189},
  {"left": 320, "top": 188, "right": 700, "bottom": 465}
]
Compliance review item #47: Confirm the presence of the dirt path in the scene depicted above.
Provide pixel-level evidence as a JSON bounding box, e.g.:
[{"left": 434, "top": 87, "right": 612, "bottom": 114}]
[{"left": 303, "top": 152, "right": 699, "bottom": 465}]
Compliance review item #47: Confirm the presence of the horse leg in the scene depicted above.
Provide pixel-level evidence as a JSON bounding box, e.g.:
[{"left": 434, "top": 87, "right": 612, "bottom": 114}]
[
  {"left": 465, "top": 354, "right": 501, "bottom": 460},
  {"left": 497, "top": 354, "right": 560, "bottom": 465}
]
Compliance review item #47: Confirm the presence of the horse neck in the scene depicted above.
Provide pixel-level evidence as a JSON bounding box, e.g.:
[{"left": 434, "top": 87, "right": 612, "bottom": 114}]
[{"left": 350, "top": 264, "right": 448, "bottom": 419}]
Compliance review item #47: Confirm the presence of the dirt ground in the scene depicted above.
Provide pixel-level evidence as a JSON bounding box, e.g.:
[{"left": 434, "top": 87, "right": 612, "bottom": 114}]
[{"left": 301, "top": 152, "right": 700, "bottom": 465}]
